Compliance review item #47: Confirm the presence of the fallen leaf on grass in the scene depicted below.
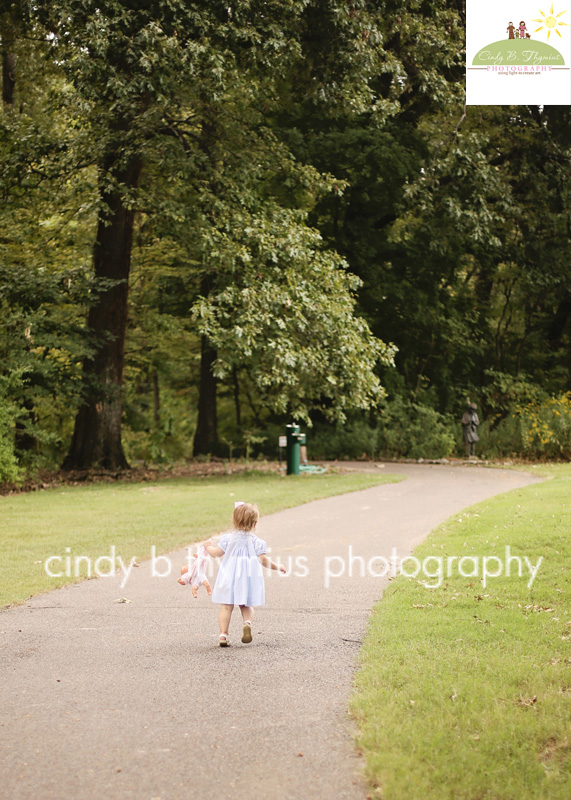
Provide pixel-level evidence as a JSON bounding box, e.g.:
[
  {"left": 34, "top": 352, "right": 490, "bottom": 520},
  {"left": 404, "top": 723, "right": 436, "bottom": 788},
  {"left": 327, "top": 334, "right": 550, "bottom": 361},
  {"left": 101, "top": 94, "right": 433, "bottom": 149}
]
[{"left": 516, "top": 695, "right": 537, "bottom": 706}]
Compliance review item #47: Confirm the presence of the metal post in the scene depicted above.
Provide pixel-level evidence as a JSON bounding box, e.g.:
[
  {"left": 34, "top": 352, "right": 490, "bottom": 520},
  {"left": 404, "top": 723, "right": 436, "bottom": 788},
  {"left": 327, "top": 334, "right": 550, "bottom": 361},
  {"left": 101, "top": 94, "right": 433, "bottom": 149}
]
[{"left": 286, "top": 424, "right": 301, "bottom": 475}]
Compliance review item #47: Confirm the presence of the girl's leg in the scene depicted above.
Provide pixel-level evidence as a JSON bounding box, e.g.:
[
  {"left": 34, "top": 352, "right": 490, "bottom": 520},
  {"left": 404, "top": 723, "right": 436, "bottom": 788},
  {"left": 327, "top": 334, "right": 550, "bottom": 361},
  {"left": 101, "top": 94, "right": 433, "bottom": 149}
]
[
  {"left": 239, "top": 605, "right": 254, "bottom": 624},
  {"left": 219, "top": 604, "right": 234, "bottom": 635},
  {"left": 239, "top": 606, "right": 254, "bottom": 643}
]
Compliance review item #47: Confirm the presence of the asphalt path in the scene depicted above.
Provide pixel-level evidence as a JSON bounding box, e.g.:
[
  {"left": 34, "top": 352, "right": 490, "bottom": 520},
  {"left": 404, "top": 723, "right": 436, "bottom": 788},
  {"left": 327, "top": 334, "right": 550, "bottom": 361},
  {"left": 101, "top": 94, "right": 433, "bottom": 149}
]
[{"left": 1, "top": 464, "right": 541, "bottom": 800}]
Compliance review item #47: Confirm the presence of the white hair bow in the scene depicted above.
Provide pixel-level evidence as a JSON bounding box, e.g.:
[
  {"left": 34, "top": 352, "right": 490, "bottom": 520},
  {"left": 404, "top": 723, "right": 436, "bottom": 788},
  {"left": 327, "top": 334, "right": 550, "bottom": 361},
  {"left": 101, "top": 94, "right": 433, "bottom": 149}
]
[{"left": 234, "top": 501, "right": 245, "bottom": 509}]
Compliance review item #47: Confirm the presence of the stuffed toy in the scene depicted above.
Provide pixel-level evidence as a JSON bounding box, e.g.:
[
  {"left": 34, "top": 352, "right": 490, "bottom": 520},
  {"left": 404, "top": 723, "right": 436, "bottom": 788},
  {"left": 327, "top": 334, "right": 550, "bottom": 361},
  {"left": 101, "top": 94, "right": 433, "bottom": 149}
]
[{"left": 178, "top": 545, "right": 211, "bottom": 598}]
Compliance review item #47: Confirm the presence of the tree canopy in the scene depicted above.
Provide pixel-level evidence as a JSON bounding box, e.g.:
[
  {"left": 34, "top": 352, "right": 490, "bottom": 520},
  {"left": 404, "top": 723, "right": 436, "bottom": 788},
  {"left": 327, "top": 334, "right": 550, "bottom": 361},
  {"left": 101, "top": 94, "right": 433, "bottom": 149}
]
[{"left": 1, "top": 1, "right": 569, "bottom": 478}]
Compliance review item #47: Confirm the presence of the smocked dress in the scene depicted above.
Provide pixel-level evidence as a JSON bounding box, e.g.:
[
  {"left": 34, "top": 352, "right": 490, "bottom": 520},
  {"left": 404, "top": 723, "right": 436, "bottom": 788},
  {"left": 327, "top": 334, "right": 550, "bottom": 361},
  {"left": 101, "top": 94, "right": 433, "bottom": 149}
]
[{"left": 211, "top": 530, "right": 267, "bottom": 607}]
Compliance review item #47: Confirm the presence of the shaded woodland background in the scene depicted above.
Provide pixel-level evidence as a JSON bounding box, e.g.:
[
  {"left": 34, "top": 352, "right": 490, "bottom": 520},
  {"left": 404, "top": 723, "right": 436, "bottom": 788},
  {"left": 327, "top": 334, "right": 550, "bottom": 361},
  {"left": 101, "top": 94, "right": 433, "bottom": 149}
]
[{"left": 1, "top": 1, "right": 570, "bottom": 481}]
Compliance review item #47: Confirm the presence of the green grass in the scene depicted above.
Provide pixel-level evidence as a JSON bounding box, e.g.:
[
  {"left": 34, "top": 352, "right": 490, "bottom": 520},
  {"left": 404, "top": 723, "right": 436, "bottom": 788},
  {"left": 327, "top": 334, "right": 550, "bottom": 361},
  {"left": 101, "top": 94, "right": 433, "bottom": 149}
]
[
  {"left": 0, "top": 470, "right": 402, "bottom": 607},
  {"left": 352, "top": 463, "right": 571, "bottom": 800}
]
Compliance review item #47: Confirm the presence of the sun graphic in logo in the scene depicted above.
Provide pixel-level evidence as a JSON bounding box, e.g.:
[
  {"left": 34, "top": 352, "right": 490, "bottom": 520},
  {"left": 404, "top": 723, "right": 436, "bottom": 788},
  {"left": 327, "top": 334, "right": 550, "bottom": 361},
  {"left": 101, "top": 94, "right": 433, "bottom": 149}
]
[{"left": 533, "top": 3, "right": 569, "bottom": 40}]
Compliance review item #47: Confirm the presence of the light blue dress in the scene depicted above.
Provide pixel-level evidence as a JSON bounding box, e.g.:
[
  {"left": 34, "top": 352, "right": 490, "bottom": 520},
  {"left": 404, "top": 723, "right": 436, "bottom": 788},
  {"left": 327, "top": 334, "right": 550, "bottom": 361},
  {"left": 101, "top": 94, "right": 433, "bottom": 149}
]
[{"left": 211, "top": 530, "right": 267, "bottom": 607}]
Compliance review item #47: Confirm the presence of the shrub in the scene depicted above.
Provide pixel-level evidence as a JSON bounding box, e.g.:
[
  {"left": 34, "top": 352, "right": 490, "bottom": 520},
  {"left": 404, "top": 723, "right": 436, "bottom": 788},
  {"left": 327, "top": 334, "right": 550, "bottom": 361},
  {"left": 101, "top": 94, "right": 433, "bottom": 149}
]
[
  {"left": 515, "top": 392, "right": 571, "bottom": 459},
  {"left": 306, "top": 400, "right": 456, "bottom": 461},
  {"left": 477, "top": 392, "right": 571, "bottom": 460},
  {"left": 0, "top": 400, "right": 21, "bottom": 484},
  {"left": 377, "top": 397, "right": 456, "bottom": 459},
  {"left": 481, "top": 369, "right": 547, "bottom": 416},
  {"left": 308, "top": 420, "right": 379, "bottom": 460},
  {"left": 475, "top": 416, "right": 523, "bottom": 459}
]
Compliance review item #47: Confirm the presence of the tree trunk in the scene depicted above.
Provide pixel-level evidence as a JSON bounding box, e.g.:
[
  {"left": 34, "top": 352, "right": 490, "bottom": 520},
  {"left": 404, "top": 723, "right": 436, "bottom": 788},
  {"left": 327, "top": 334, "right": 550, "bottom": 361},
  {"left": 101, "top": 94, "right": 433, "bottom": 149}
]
[
  {"left": 191, "top": 102, "right": 223, "bottom": 458},
  {"left": 233, "top": 366, "right": 241, "bottom": 434},
  {"left": 192, "top": 336, "right": 220, "bottom": 456},
  {"left": 152, "top": 369, "right": 160, "bottom": 425},
  {"left": 63, "top": 152, "right": 142, "bottom": 470},
  {"left": 15, "top": 397, "right": 37, "bottom": 455},
  {"left": 2, "top": 51, "right": 15, "bottom": 104},
  {"left": 547, "top": 293, "right": 571, "bottom": 351}
]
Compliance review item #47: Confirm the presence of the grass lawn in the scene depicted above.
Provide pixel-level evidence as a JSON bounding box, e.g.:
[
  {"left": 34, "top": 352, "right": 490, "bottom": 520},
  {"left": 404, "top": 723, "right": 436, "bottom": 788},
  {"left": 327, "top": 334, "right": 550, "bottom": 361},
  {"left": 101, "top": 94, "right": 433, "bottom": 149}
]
[
  {"left": 0, "top": 469, "right": 401, "bottom": 608},
  {"left": 352, "top": 463, "right": 571, "bottom": 800}
]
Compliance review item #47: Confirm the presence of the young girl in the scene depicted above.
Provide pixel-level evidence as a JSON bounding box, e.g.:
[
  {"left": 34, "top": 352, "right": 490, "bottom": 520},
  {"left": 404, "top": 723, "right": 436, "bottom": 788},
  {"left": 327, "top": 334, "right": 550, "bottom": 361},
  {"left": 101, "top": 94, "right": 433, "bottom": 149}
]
[{"left": 204, "top": 502, "right": 285, "bottom": 647}]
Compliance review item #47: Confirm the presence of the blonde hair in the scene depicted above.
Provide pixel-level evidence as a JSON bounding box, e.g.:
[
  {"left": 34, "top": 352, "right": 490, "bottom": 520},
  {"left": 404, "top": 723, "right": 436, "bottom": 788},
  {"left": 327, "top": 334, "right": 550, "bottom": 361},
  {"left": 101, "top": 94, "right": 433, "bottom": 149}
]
[{"left": 233, "top": 502, "right": 259, "bottom": 532}]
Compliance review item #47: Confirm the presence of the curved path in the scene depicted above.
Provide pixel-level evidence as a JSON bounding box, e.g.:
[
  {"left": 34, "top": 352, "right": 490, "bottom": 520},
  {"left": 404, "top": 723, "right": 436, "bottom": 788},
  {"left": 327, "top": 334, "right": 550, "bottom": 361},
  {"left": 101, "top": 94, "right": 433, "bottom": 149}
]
[{"left": 1, "top": 464, "right": 540, "bottom": 800}]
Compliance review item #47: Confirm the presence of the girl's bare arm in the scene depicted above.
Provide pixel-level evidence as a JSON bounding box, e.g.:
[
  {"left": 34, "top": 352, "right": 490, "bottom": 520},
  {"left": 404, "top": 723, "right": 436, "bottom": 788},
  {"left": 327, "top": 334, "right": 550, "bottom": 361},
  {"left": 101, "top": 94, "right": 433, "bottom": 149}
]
[
  {"left": 204, "top": 539, "right": 224, "bottom": 557},
  {"left": 259, "top": 554, "right": 287, "bottom": 573}
]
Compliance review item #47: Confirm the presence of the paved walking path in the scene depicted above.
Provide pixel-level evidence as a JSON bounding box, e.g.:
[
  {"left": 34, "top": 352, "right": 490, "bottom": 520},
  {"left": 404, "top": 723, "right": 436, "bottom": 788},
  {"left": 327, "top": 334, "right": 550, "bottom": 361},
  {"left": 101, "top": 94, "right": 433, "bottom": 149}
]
[{"left": 1, "top": 464, "right": 540, "bottom": 800}]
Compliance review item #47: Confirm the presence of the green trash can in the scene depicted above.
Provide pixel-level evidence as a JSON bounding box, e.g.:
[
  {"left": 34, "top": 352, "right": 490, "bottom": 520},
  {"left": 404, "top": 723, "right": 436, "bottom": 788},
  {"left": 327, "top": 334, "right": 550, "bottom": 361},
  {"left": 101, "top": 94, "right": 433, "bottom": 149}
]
[{"left": 285, "top": 424, "right": 306, "bottom": 475}]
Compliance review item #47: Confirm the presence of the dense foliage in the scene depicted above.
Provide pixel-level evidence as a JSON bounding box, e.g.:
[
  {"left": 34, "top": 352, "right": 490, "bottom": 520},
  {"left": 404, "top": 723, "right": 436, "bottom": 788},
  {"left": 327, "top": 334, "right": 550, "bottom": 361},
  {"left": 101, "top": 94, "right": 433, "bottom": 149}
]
[{"left": 1, "top": 2, "right": 570, "bottom": 478}]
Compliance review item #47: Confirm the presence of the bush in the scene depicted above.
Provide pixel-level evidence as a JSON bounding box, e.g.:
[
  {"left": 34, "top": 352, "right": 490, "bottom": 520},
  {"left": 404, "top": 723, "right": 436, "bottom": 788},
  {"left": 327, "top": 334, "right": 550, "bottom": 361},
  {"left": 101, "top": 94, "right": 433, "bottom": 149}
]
[
  {"left": 475, "top": 416, "right": 522, "bottom": 459},
  {"left": 305, "top": 393, "right": 571, "bottom": 463},
  {"left": 306, "top": 400, "right": 456, "bottom": 461},
  {"left": 477, "top": 392, "right": 571, "bottom": 460},
  {"left": 481, "top": 369, "right": 547, "bottom": 416},
  {"left": 377, "top": 398, "right": 456, "bottom": 459},
  {"left": 517, "top": 393, "right": 571, "bottom": 458},
  {"left": 0, "top": 400, "right": 21, "bottom": 484},
  {"left": 308, "top": 420, "right": 379, "bottom": 460}
]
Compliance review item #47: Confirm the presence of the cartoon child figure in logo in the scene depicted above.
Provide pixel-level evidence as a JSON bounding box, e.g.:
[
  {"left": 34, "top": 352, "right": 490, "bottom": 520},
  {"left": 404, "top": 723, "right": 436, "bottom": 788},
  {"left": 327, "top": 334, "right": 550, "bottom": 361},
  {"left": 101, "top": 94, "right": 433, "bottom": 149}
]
[
  {"left": 519, "top": 21, "right": 527, "bottom": 39},
  {"left": 507, "top": 21, "right": 516, "bottom": 39},
  {"left": 515, "top": 28, "right": 520, "bottom": 38}
]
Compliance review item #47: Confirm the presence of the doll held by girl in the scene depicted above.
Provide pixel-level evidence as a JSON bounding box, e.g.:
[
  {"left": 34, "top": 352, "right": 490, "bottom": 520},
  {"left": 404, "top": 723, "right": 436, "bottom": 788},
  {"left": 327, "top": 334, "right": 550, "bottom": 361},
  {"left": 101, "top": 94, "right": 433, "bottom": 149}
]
[{"left": 178, "top": 544, "right": 211, "bottom": 598}]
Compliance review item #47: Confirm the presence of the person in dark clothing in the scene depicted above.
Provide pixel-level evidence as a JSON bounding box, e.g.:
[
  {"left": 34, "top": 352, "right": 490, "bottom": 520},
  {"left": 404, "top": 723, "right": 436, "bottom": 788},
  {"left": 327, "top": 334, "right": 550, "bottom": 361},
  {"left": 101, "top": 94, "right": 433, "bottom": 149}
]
[
  {"left": 507, "top": 21, "right": 515, "bottom": 39},
  {"left": 461, "top": 402, "right": 480, "bottom": 457}
]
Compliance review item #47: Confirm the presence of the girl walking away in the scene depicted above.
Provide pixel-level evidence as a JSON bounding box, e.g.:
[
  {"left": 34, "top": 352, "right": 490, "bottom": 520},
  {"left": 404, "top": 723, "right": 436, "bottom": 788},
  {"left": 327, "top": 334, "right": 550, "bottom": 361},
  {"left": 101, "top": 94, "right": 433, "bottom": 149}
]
[{"left": 204, "top": 502, "right": 286, "bottom": 647}]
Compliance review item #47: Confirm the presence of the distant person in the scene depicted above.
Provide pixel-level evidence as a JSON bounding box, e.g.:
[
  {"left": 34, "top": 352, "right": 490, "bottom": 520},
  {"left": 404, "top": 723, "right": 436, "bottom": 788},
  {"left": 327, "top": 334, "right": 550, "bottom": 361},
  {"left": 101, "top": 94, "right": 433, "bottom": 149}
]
[
  {"left": 461, "top": 402, "right": 480, "bottom": 458},
  {"left": 507, "top": 21, "right": 516, "bottom": 39},
  {"left": 203, "top": 501, "right": 286, "bottom": 647}
]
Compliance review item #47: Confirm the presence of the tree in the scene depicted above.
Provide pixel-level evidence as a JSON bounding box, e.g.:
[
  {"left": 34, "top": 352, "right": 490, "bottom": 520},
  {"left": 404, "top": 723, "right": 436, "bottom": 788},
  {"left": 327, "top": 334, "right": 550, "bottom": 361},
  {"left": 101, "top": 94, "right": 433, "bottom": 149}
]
[
  {"left": 265, "top": 0, "right": 466, "bottom": 410},
  {"left": 39, "top": 3, "right": 168, "bottom": 469},
  {"left": 192, "top": 204, "right": 395, "bottom": 425},
  {"left": 362, "top": 104, "right": 571, "bottom": 413},
  {"left": 29, "top": 0, "right": 394, "bottom": 466},
  {"left": 0, "top": 1, "right": 28, "bottom": 105},
  {"left": 0, "top": 11, "right": 97, "bottom": 471}
]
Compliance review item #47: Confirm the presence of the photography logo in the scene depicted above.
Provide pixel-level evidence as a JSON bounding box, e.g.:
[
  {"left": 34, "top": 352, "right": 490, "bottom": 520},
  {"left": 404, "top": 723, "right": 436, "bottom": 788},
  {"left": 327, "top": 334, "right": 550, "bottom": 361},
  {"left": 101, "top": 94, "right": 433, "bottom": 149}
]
[{"left": 466, "top": 1, "right": 571, "bottom": 104}]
